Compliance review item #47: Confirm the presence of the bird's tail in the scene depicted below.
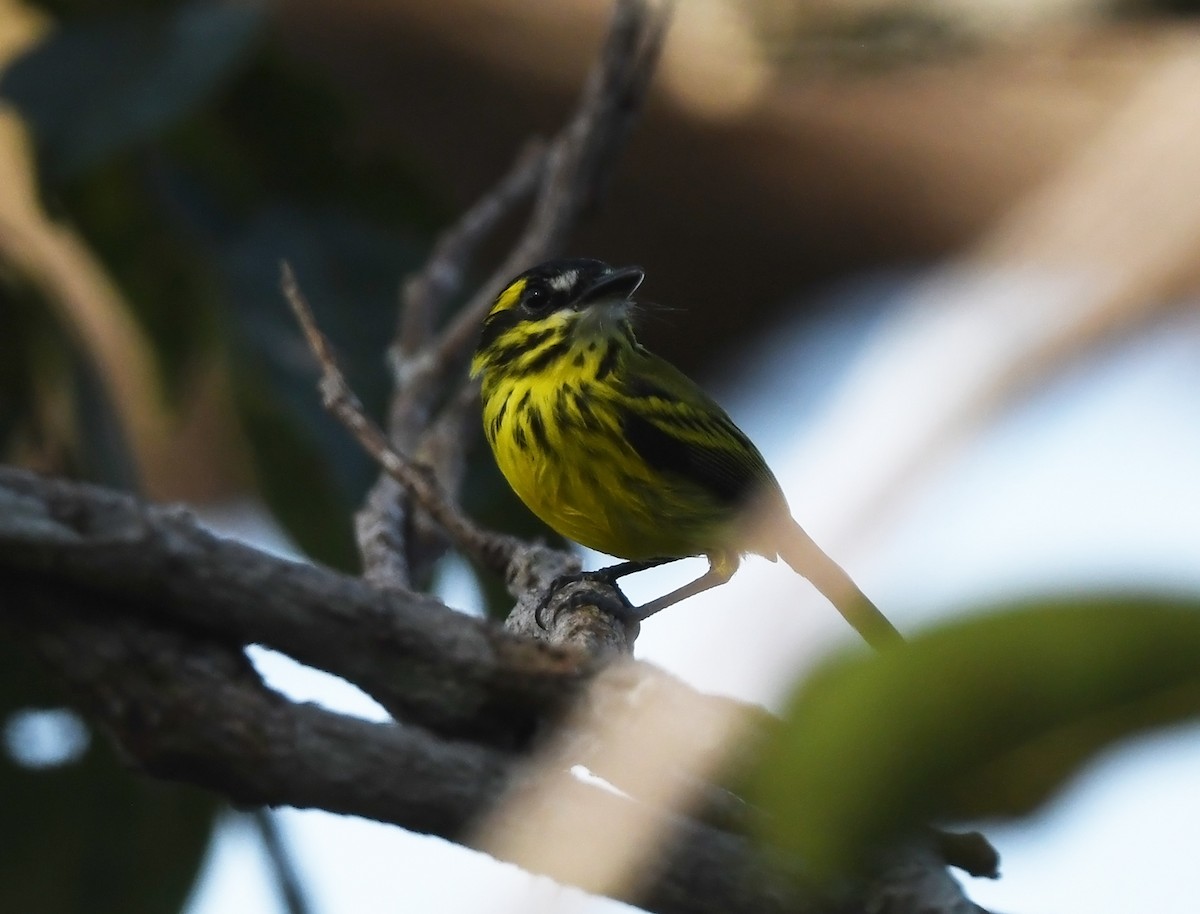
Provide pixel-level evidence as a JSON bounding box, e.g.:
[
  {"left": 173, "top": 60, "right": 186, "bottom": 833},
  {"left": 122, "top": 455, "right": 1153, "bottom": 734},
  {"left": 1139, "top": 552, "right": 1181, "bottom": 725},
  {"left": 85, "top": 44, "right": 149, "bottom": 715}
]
[{"left": 775, "top": 517, "right": 903, "bottom": 651}]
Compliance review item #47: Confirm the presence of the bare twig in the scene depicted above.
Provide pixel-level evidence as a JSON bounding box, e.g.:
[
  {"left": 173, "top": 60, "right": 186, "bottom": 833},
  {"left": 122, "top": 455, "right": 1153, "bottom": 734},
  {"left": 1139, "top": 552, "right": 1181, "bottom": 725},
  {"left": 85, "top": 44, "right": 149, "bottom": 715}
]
[
  {"left": 354, "top": 477, "right": 413, "bottom": 589},
  {"left": 432, "top": 0, "right": 672, "bottom": 370},
  {"left": 392, "top": 140, "right": 550, "bottom": 369},
  {"left": 292, "top": 1, "right": 673, "bottom": 615},
  {"left": 511, "top": 0, "right": 673, "bottom": 265},
  {"left": 284, "top": 242, "right": 649, "bottom": 641},
  {"left": 369, "top": 380, "right": 489, "bottom": 590},
  {"left": 356, "top": 141, "right": 550, "bottom": 590},
  {"left": 351, "top": 0, "right": 673, "bottom": 593},
  {"left": 383, "top": 138, "right": 552, "bottom": 455},
  {"left": 281, "top": 262, "right": 520, "bottom": 577},
  {"left": 250, "top": 809, "right": 315, "bottom": 914}
]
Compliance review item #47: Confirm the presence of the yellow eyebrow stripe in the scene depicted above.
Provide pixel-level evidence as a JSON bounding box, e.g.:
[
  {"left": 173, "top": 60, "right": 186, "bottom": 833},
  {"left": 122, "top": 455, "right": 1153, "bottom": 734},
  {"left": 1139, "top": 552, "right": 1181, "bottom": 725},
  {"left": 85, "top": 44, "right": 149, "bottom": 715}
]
[{"left": 492, "top": 277, "right": 526, "bottom": 314}]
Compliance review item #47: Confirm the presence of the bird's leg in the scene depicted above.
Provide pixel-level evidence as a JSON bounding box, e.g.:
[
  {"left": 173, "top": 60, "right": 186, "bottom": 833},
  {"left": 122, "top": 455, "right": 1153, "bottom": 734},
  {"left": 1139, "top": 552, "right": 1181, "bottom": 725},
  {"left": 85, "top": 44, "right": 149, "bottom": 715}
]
[
  {"left": 631, "top": 554, "right": 737, "bottom": 621},
  {"left": 630, "top": 567, "right": 729, "bottom": 621},
  {"left": 534, "top": 558, "right": 677, "bottom": 629}
]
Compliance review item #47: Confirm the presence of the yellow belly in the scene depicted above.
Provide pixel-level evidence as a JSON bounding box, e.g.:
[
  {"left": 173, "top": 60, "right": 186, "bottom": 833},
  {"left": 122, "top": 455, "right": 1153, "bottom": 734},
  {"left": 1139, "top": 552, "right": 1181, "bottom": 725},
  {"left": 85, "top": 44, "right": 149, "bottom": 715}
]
[{"left": 484, "top": 375, "right": 728, "bottom": 562}]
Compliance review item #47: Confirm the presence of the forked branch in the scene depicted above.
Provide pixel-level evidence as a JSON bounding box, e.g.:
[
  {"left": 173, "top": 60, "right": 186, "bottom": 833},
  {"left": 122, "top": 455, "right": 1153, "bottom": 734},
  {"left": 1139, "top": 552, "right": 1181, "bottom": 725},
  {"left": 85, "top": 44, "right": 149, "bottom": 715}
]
[{"left": 350, "top": 0, "right": 673, "bottom": 591}]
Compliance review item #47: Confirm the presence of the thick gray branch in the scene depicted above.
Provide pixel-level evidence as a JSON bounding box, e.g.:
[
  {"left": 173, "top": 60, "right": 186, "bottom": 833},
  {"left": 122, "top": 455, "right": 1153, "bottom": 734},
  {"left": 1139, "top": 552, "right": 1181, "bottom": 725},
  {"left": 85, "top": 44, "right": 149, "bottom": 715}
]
[
  {"left": 10, "top": 580, "right": 508, "bottom": 833},
  {"left": 0, "top": 466, "right": 590, "bottom": 745},
  {"left": 0, "top": 466, "right": 994, "bottom": 914},
  {"left": 3, "top": 577, "right": 804, "bottom": 914}
]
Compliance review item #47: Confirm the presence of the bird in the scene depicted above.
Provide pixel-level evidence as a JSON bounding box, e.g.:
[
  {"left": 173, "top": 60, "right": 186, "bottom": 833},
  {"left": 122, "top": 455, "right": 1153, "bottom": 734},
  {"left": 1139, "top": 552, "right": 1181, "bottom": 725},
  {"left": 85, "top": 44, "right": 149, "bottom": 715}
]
[{"left": 470, "top": 258, "right": 901, "bottom": 650}]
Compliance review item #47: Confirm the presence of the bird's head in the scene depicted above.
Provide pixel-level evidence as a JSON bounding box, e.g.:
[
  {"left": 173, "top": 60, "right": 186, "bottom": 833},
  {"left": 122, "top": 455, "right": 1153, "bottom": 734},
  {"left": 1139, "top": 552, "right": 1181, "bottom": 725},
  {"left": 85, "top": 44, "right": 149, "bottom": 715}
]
[{"left": 471, "top": 258, "right": 644, "bottom": 377}]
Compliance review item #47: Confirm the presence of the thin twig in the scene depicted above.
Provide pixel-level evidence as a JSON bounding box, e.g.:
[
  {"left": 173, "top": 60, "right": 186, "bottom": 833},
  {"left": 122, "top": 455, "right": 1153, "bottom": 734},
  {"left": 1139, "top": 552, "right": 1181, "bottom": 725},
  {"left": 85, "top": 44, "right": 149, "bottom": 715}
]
[
  {"left": 431, "top": 0, "right": 672, "bottom": 371},
  {"left": 354, "top": 477, "right": 412, "bottom": 589},
  {"left": 396, "top": 381, "right": 485, "bottom": 588},
  {"left": 250, "top": 809, "right": 315, "bottom": 914},
  {"left": 384, "top": 139, "right": 551, "bottom": 453},
  {"left": 420, "top": 0, "right": 672, "bottom": 397},
  {"left": 281, "top": 261, "right": 519, "bottom": 576},
  {"left": 351, "top": 0, "right": 672, "bottom": 592},
  {"left": 516, "top": 0, "right": 673, "bottom": 261},
  {"left": 393, "top": 140, "right": 549, "bottom": 367},
  {"left": 358, "top": 140, "right": 547, "bottom": 589},
  {"left": 360, "top": 0, "right": 672, "bottom": 590}
]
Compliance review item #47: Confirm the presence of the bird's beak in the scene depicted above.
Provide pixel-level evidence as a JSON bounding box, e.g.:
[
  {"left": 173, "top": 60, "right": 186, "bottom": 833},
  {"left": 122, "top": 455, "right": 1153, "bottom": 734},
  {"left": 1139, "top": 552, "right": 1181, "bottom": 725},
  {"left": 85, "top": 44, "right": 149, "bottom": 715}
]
[{"left": 574, "top": 266, "right": 644, "bottom": 307}]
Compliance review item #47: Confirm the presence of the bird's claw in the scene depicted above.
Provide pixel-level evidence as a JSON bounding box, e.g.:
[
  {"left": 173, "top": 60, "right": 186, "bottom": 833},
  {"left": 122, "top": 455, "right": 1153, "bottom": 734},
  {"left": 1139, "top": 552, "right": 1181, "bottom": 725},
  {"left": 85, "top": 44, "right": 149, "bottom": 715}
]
[{"left": 533, "top": 571, "right": 636, "bottom": 630}]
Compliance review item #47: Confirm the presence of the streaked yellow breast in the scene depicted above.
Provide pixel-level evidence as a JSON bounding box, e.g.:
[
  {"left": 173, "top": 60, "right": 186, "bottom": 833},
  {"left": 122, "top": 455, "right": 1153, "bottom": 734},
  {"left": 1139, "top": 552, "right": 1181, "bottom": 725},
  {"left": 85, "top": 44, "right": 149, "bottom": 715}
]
[{"left": 480, "top": 333, "right": 731, "bottom": 562}]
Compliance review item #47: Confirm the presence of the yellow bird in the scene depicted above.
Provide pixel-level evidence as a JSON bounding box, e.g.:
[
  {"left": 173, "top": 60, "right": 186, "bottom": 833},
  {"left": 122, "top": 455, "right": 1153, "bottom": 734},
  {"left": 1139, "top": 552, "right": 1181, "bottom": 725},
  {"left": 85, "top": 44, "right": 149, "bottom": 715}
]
[{"left": 471, "top": 259, "right": 901, "bottom": 650}]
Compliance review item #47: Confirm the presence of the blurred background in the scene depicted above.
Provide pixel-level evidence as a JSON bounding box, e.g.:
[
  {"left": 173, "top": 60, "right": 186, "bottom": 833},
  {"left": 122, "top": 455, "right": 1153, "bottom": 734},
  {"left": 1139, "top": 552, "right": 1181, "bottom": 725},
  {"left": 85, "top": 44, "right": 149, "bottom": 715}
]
[{"left": 2, "top": 0, "right": 1199, "bottom": 911}]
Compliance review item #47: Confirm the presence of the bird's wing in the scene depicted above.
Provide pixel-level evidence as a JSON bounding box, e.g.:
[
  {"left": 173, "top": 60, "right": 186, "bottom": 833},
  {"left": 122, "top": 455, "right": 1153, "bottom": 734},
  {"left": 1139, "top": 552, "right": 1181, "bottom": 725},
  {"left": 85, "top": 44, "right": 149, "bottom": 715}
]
[{"left": 616, "top": 352, "right": 781, "bottom": 508}]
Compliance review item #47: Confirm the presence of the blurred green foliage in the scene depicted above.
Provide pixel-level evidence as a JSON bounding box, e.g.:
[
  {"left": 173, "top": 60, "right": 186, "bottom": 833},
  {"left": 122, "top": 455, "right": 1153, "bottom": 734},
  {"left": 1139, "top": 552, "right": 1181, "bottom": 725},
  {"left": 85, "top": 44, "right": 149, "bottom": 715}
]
[
  {"left": 2, "top": 2, "right": 265, "bottom": 181},
  {"left": 754, "top": 596, "right": 1200, "bottom": 883},
  {"left": 0, "top": 0, "right": 450, "bottom": 562},
  {"left": 0, "top": 0, "right": 547, "bottom": 573}
]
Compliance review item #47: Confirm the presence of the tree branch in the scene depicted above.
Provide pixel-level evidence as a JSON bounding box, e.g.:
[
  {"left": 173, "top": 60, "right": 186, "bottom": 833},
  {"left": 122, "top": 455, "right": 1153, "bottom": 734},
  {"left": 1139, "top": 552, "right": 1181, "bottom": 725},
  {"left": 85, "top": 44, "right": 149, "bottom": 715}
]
[
  {"left": 357, "top": 141, "right": 550, "bottom": 589},
  {"left": 351, "top": 0, "right": 672, "bottom": 592},
  {"left": 392, "top": 141, "right": 550, "bottom": 370},
  {"left": 0, "top": 465, "right": 586, "bottom": 744},
  {"left": 6, "top": 573, "right": 983, "bottom": 914},
  {"left": 249, "top": 809, "right": 315, "bottom": 914},
  {"left": 283, "top": 262, "right": 639, "bottom": 651},
  {"left": 284, "top": 263, "right": 632, "bottom": 649},
  {"left": 430, "top": 0, "right": 672, "bottom": 371},
  {"left": 280, "top": 263, "right": 523, "bottom": 579},
  {"left": 10, "top": 579, "right": 513, "bottom": 831}
]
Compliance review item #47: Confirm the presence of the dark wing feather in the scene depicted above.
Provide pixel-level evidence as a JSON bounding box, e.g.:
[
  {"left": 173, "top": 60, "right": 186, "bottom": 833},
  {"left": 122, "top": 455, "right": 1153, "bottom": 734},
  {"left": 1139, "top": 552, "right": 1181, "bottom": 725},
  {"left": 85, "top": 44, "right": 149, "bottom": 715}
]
[{"left": 618, "top": 353, "right": 781, "bottom": 508}]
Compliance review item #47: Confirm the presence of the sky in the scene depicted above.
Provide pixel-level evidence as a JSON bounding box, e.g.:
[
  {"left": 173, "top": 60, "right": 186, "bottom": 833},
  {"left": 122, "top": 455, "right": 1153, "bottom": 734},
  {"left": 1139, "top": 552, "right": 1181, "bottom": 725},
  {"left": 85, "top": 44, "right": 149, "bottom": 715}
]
[{"left": 183, "top": 277, "right": 1200, "bottom": 914}]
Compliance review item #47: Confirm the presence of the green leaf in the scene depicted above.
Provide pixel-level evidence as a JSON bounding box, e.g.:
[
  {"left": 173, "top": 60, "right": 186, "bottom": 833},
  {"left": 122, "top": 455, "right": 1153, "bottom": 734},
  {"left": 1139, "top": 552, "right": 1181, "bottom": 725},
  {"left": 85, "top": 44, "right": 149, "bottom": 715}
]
[
  {"left": 0, "top": 639, "right": 219, "bottom": 914},
  {"left": 754, "top": 595, "right": 1200, "bottom": 881},
  {"left": 0, "top": 0, "right": 266, "bottom": 180},
  {"left": 55, "top": 157, "right": 224, "bottom": 403}
]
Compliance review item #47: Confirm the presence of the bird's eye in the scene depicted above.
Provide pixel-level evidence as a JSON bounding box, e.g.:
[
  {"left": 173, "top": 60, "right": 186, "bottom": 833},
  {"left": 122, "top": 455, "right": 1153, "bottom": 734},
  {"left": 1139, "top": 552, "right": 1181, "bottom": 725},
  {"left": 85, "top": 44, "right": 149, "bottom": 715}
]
[{"left": 523, "top": 288, "right": 551, "bottom": 312}]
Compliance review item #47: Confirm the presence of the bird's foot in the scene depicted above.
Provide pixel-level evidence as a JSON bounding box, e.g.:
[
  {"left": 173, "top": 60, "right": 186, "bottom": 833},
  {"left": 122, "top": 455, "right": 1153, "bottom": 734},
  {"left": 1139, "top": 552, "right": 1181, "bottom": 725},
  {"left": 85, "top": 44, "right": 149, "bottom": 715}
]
[{"left": 533, "top": 570, "right": 637, "bottom": 630}]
